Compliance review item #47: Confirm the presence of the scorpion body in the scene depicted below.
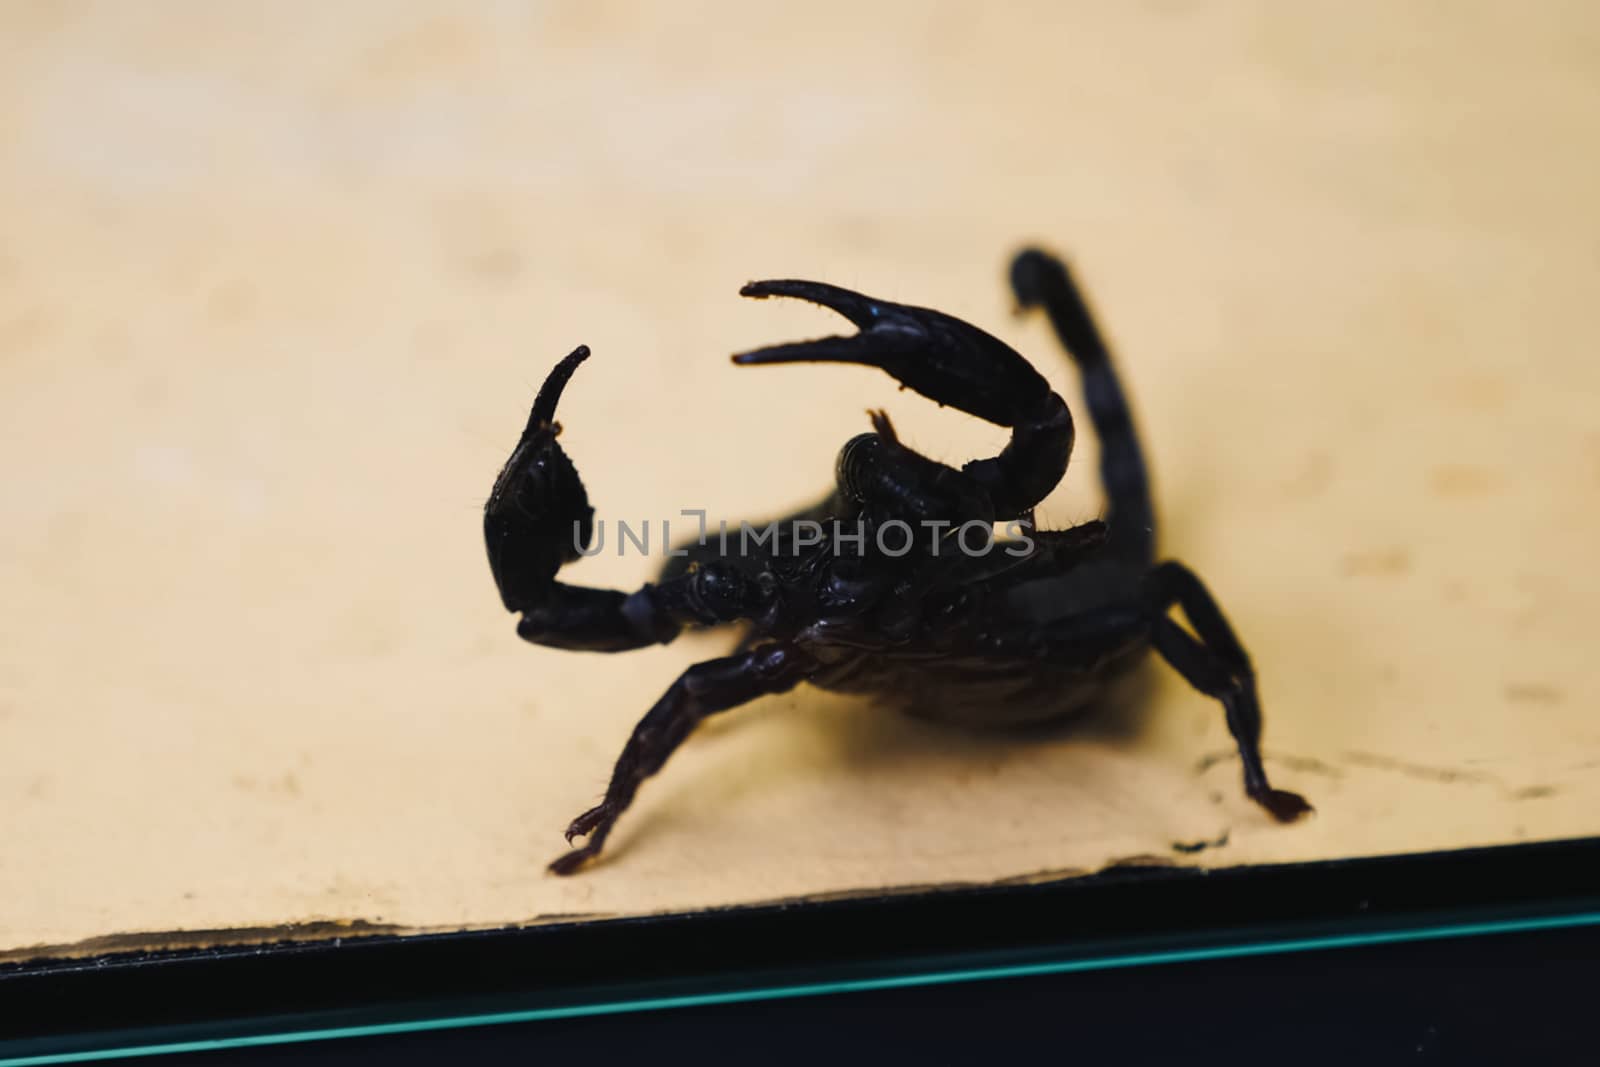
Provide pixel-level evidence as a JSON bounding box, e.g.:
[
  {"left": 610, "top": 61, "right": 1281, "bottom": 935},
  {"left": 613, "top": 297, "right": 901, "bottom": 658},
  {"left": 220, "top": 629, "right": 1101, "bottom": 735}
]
[{"left": 484, "top": 247, "right": 1311, "bottom": 874}]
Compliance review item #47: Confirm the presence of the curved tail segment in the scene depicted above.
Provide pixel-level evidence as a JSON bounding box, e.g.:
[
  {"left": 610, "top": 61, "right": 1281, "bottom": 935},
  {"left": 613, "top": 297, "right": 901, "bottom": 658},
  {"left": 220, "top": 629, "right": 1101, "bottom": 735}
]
[{"left": 1011, "top": 249, "right": 1156, "bottom": 565}]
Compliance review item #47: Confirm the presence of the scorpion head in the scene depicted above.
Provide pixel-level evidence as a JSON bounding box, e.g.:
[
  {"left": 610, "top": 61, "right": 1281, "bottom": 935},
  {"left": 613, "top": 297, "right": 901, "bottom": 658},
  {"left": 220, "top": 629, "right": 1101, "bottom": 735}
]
[{"left": 689, "top": 561, "right": 779, "bottom": 621}]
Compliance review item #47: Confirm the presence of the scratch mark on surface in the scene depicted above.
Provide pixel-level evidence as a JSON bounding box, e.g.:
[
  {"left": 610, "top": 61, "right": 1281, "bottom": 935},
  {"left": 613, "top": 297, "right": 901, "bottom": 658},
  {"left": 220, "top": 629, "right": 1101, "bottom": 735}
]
[
  {"left": 1341, "top": 751, "right": 1496, "bottom": 786},
  {"left": 1197, "top": 750, "right": 1345, "bottom": 778},
  {"left": 1172, "top": 829, "right": 1231, "bottom": 855}
]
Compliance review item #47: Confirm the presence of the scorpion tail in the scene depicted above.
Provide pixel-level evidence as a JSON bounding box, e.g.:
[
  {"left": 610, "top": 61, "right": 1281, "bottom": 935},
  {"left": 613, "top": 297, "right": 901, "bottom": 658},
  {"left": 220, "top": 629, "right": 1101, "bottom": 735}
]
[{"left": 1011, "top": 249, "right": 1156, "bottom": 565}]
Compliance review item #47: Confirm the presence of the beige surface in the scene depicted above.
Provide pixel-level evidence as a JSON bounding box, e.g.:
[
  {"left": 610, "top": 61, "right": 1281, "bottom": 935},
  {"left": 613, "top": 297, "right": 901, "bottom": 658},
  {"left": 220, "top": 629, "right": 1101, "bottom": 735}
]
[{"left": 3, "top": 2, "right": 1599, "bottom": 960}]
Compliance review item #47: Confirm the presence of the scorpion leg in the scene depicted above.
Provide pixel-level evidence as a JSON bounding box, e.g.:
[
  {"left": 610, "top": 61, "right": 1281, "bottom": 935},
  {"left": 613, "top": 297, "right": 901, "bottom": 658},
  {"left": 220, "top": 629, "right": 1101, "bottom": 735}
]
[
  {"left": 1012, "top": 248, "right": 1155, "bottom": 564},
  {"left": 979, "top": 561, "right": 1307, "bottom": 820},
  {"left": 1145, "top": 561, "right": 1312, "bottom": 822},
  {"left": 734, "top": 280, "right": 1073, "bottom": 520},
  {"left": 549, "top": 643, "right": 814, "bottom": 875},
  {"left": 1007, "top": 251, "right": 1297, "bottom": 815},
  {"left": 486, "top": 347, "right": 764, "bottom": 653}
]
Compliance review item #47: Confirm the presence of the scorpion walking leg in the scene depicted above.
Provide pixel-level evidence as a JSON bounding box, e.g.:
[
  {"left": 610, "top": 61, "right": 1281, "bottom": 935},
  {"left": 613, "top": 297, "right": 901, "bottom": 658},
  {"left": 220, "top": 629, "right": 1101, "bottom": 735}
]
[
  {"left": 733, "top": 280, "right": 1073, "bottom": 520},
  {"left": 1145, "top": 561, "right": 1312, "bottom": 822},
  {"left": 1012, "top": 248, "right": 1155, "bottom": 564},
  {"left": 549, "top": 643, "right": 814, "bottom": 875}
]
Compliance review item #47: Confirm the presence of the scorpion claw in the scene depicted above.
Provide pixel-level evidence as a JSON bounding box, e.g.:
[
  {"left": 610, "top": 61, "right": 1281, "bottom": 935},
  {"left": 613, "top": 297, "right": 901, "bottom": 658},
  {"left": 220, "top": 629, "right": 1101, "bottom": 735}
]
[
  {"left": 483, "top": 346, "right": 597, "bottom": 613},
  {"left": 527, "top": 345, "right": 591, "bottom": 430},
  {"left": 731, "top": 335, "right": 881, "bottom": 370},
  {"left": 738, "top": 279, "right": 882, "bottom": 328},
  {"left": 733, "top": 278, "right": 1058, "bottom": 431}
]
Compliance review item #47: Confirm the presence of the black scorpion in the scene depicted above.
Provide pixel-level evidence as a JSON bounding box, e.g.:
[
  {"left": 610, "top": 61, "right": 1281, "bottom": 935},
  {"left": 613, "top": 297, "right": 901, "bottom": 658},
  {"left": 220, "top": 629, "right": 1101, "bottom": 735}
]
[{"left": 484, "top": 247, "right": 1312, "bottom": 874}]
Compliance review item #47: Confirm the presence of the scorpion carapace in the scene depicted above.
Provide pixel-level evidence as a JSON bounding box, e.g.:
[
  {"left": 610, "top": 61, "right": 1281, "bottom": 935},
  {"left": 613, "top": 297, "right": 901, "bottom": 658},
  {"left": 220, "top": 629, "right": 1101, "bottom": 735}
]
[{"left": 485, "top": 247, "right": 1312, "bottom": 875}]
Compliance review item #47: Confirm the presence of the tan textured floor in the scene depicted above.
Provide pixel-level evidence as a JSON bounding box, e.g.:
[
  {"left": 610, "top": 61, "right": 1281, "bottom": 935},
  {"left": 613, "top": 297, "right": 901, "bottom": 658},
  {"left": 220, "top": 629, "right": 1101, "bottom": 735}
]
[{"left": 3, "top": 2, "right": 1598, "bottom": 960}]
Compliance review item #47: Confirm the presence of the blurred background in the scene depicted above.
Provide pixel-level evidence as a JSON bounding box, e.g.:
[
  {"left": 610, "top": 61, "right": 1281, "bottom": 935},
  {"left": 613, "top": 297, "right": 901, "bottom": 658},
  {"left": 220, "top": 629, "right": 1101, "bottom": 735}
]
[{"left": 3, "top": 1, "right": 1598, "bottom": 958}]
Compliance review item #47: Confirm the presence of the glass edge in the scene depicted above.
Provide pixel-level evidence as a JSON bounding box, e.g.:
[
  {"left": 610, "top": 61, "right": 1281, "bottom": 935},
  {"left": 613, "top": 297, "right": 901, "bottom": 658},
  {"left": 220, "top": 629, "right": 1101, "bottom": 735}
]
[{"left": 5, "top": 907, "right": 1599, "bottom": 1065}]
